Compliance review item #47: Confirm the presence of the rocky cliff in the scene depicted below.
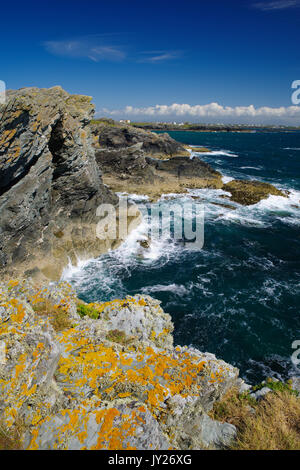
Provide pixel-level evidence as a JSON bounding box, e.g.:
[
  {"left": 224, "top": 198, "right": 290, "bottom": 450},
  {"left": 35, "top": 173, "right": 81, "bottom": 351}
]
[
  {"left": 0, "top": 279, "right": 241, "bottom": 450},
  {"left": 0, "top": 87, "right": 140, "bottom": 281},
  {"left": 0, "top": 88, "right": 296, "bottom": 451}
]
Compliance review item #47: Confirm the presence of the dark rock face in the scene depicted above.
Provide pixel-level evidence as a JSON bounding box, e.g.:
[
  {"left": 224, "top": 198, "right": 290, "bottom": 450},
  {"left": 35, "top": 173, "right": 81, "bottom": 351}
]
[
  {"left": 146, "top": 155, "right": 221, "bottom": 179},
  {"left": 95, "top": 143, "right": 223, "bottom": 201},
  {"left": 0, "top": 86, "right": 118, "bottom": 280},
  {"left": 91, "top": 121, "right": 189, "bottom": 157}
]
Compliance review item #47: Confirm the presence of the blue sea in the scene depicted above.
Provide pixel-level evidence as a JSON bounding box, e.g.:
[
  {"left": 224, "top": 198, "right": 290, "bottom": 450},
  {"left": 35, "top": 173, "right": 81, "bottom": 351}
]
[{"left": 64, "top": 131, "right": 300, "bottom": 384}]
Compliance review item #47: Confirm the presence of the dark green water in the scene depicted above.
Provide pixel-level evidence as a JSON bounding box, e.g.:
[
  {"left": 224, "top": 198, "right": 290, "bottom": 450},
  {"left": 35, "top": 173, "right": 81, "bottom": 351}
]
[{"left": 64, "top": 131, "right": 300, "bottom": 383}]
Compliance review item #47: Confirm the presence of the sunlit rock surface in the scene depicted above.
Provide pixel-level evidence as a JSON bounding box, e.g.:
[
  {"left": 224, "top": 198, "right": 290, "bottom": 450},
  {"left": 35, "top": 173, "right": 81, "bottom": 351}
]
[{"left": 0, "top": 279, "right": 239, "bottom": 450}]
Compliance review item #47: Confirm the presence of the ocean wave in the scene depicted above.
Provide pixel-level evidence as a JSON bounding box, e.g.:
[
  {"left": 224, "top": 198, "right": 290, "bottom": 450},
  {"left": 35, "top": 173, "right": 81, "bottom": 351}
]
[
  {"left": 240, "top": 166, "right": 262, "bottom": 170},
  {"left": 221, "top": 175, "right": 234, "bottom": 184},
  {"left": 283, "top": 147, "right": 300, "bottom": 150},
  {"left": 141, "top": 283, "right": 189, "bottom": 296},
  {"left": 192, "top": 149, "right": 239, "bottom": 158}
]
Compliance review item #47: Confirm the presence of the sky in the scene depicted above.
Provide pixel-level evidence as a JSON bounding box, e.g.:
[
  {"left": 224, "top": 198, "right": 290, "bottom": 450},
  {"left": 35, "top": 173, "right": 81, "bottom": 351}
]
[{"left": 1, "top": 0, "right": 300, "bottom": 124}]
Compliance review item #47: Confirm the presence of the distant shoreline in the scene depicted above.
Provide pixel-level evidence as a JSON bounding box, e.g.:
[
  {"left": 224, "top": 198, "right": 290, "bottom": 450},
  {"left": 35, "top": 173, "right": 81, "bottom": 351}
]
[{"left": 129, "top": 123, "right": 300, "bottom": 133}]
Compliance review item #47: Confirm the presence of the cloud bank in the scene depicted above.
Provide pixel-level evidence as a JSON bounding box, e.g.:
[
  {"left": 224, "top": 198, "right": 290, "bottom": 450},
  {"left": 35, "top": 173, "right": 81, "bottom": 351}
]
[{"left": 99, "top": 102, "right": 300, "bottom": 125}]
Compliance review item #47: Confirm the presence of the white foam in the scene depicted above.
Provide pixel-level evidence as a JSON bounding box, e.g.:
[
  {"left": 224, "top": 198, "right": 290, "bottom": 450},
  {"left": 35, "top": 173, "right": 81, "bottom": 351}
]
[
  {"left": 61, "top": 256, "right": 93, "bottom": 280},
  {"left": 141, "top": 283, "right": 189, "bottom": 296},
  {"left": 222, "top": 175, "right": 234, "bottom": 184},
  {"left": 193, "top": 150, "right": 238, "bottom": 158},
  {"left": 240, "top": 166, "right": 262, "bottom": 170},
  {"left": 283, "top": 147, "right": 300, "bottom": 150}
]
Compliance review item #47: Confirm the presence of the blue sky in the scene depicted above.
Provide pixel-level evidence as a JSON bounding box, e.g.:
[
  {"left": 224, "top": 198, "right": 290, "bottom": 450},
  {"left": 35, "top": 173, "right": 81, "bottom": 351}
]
[{"left": 1, "top": 0, "right": 300, "bottom": 123}]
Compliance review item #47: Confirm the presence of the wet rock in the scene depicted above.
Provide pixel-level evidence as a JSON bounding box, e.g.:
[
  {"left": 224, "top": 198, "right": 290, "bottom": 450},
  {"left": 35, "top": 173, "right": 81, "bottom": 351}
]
[
  {"left": 223, "top": 179, "right": 287, "bottom": 205},
  {"left": 138, "top": 239, "right": 150, "bottom": 249},
  {"left": 189, "top": 147, "right": 211, "bottom": 153}
]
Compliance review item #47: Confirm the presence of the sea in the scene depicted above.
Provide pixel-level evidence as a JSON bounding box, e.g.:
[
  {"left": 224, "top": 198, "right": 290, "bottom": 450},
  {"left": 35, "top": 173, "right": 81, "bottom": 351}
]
[{"left": 63, "top": 130, "right": 300, "bottom": 384}]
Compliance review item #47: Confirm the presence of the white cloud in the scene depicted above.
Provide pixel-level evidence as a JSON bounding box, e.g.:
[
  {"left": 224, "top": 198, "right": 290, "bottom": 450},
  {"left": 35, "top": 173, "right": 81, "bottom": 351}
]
[
  {"left": 139, "top": 50, "right": 182, "bottom": 63},
  {"left": 99, "top": 102, "right": 300, "bottom": 125},
  {"left": 252, "top": 0, "right": 300, "bottom": 11},
  {"left": 44, "top": 38, "right": 126, "bottom": 62}
]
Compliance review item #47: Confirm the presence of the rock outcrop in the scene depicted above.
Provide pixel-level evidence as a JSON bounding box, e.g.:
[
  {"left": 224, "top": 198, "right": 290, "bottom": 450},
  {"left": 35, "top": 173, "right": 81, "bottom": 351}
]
[
  {"left": 91, "top": 119, "right": 189, "bottom": 158},
  {"left": 0, "top": 279, "right": 239, "bottom": 450},
  {"left": 0, "top": 87, "right": 140, "bottom": 281},
  {"left": 95, "top": 143, "right": 223, "bottom": 201},
  {"left": 223, "top": 179, "right": 287, "bottom": 205},
  {"left": 91, "top": 120, "right": 284, "bottom": 205}
]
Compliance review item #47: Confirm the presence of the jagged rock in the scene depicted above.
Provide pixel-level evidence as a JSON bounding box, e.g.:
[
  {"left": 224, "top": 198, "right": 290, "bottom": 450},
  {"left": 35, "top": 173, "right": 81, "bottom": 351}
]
[
  {"left": 96, "top": 146, "right": 223, "bottom": 201},
  {"left": 91, "top": 120, "right": 189, "bottom": 158},
  {"left": 0, "top": 279, "right": 240, "bottom": 450},
  {"left": 0, "top": 87, "right": 141, "bottom": 281},
  {"left": 223, "top": 179, "right": 287, "bottom": 205}
]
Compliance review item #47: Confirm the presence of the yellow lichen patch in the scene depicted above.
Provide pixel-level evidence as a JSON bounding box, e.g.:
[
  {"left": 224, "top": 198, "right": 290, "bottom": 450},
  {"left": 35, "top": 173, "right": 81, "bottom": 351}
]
[
  {"left": 55, "top": 326, "right": 211, "bottom": 418},
  {"left": 0, "top": 128, "right": 17, "bottom": 147},
  {"left": 28, "top": 406, "right": 148, "bottom": 450}
]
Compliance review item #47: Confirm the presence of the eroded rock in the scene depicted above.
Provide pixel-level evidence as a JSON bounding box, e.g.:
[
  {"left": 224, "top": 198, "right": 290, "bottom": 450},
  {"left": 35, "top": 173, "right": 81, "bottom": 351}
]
[
  {"left": 223, "top": 179, "right": 287, "bottom": 205},
  {"left": 0, "top": 279, "right": 240, "bottom": 450},
  {"left": 0, "top": 87, "right": 142, "bottom": 281}
]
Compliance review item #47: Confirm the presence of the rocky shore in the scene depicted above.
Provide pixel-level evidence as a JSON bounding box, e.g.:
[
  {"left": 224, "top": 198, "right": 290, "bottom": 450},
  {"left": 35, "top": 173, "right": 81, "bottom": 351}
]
[
  {"left": 92, "top": 119, "right": 286, "bottom": 203},
  {"left": 0, "top": 87, "right": 298, "bottom": 450}
]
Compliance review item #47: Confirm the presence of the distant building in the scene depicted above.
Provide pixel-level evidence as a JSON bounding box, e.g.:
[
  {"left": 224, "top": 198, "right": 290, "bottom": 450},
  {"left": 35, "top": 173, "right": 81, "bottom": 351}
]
[{"left": 119, "top": 119, "right": 131, "bottom": 124}]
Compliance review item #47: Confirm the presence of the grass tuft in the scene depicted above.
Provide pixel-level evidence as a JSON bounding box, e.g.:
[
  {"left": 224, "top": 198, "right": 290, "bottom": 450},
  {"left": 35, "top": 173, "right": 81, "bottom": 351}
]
[
  {"left": 209, "top": 387, "right": 300, "bottom": 450},
  {"left": 77, "top": 303, "right": 99, "bottom": 320},
  {"left": 0, "top": 418, "right": 23, "bottom": 450},
  {"left": 33, "top": 299, "right": 73, "bottom": 332}
]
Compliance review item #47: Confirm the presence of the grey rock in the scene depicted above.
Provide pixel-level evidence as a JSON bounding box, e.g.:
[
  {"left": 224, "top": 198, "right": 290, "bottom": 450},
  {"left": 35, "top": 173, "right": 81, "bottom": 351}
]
[
  {"left": 26, "top": 402, "right": 171, "bottom": 450},
  {"left": 290, "top": 376, "right": 300, "bottom": 394},
  {"left": 0, "top": 86, "right": 119, "bottom": 281},
  {"left": 198, "top": 413, "right": 237, "bottom": 449},
  {"left": 91, "top": 120, "right": 188, "bottom": 157},
  {"left": 250, "top": 387, "right": 272, "bottom": 401}
]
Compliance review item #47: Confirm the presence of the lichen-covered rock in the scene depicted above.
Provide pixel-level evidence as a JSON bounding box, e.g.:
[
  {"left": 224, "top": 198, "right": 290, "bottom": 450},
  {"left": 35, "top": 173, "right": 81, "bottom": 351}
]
[
  {"left": 26, "top": 402, "right": 171, "bottom": 450},
  {"left": 0, "top": 279, "right": 240, "bottom": 450},
  {"left": 0, "top": 87, "right": 142, "bottom": 281},
  {"left": 223, "top": 179, "right": 287, "bottom": 205}
]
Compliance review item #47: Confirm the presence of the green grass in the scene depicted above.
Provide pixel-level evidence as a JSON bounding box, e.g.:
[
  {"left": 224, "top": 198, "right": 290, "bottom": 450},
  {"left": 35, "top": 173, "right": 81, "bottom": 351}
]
[
  {"left": 252, "top": 378, "right": 299, "bottom": 397},
  {"left": 77, "top": 303, "right": 99, "bottom": 320}
]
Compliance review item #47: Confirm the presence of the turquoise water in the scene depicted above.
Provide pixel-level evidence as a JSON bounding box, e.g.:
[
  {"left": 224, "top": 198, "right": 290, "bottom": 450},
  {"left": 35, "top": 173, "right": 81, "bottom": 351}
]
[{"left": 64, "top": 131, "right": 300, "bottom": 384}]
